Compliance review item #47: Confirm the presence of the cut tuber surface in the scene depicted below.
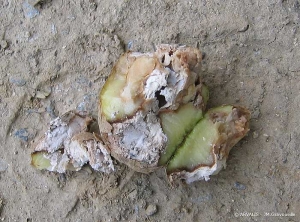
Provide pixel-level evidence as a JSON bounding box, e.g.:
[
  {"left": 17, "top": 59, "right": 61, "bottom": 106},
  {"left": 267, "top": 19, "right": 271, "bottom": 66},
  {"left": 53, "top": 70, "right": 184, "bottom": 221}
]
[
  {"left": 167, "top": 105, "right": 250, "bottom": 184},
  {"left": 31, "top": 152, "right": 52, "bottom": 170},
  {"left": 158, "top": 103, "right": 204, "bottom": 166}
]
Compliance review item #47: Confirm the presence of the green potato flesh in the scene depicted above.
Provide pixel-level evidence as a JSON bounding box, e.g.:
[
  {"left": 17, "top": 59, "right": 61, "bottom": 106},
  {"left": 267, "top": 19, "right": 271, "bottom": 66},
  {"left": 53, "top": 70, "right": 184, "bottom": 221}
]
[
  {"left": 100, "top": 54, "right": 156, "bottom": 122},
  {"left": 158, "top": 103, "right": 203, "bottom": 165},
  {"left": 201, "top": 84, "right": 209, "bottom": 106},
  {"left": 31, "top": 152, "right": 51, "bottom": 170},
  {"left": 158, "top": 84, "right": 209, "bottom": 165},
  {"left": 166, "top": 105, "right": 245, "bottom": 173},
  {"left": 166, "top": 116, "right": 217, "bottom": 172}
]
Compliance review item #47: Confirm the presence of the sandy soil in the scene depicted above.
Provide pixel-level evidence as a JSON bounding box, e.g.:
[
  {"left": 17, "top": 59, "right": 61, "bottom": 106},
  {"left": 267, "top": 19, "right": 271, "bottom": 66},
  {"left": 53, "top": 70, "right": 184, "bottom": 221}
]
[{"left": 0, "top": 0, "right": 299, "bottom": 221}]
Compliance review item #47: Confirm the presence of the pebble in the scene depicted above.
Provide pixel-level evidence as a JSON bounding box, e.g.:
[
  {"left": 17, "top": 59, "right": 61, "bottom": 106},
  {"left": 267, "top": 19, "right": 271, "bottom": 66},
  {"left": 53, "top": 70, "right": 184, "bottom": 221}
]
[
  {"left": 145, "top": 204, "right": 157, "bottom": 216},
  {"left": 190, "top": 194, "right": 212, "bottom": 204},
  {"left": 51, "top": 24, "right": 57, "bottom": 35},
  {"left": 134, "top": 205, "right": 139, "bottom": 215},
  {"left": 77, "top": 101, "right": 87, "bottom": 112},
  {"left": 181, "top": 207, "right": 189, "bottom": 214},
  {"left": 234, "top": 182, "right": 246, "bottom": 190},
  {"left": 251, "top": 109, "right": 260, "bottom": 119},
  {"left": 0, "top": 40, "right": 8, "bottom": 50},
  {"left": 253, "top": 131, "right": 259, "bottom": 139},
  {"left": 9, "top": 78, "right": 26, "bottom": 87},
  {"left": 14, "top": 128, "right": 29, "bottom": 141},
  {"left": 22, "top": 2, "right": 40, "bottom": 19},
  {"left": 5, "top": 50, "right": 13, "bottom": 55},
  {"left": 28, "top": 0, "right": 42, "bottom": 6},
  {"left": 0, "top": 159, "right": 8, "bottom": 172},
  {"left": 263, "top": 133, "right": 270, "bottom": 142},
  {"left": 128, "top": 189, "right": 137, "bottom": 200},
  {"left": 127, "top": 41, "right": 133, "bottom": 50},
  {"left": 46, "top": 101, "right": 57, "bottom": 118},
  {"left": 35, "top": 90, "right": 51, "bottom": 99},
  {"left": 77, "top": 94, "right": 93, "bottom": 112},
  {"left": 282, "top": 156, "right": 287, "bottom": 163}
]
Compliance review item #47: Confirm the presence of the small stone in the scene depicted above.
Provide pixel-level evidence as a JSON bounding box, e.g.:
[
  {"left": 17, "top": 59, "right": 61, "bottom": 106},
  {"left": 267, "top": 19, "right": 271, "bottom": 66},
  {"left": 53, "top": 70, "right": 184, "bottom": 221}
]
[
  {"left": 22, "top": 2, "right": 40, "bottom": 19},
  {"left": 28, "top": 0, "right": 42, "bottom": 6},
  {"left": 35, "top": 90, "right": 50, "bottom": 99},
  {"left": 251, "top": 109, "right": 260, "bottom": 119},
  {"left": 234, "top": 182, "right": 246, "bottom": 190},
  {"left": 282, "top": 156, "right": 287, "bottom": 164},
  {"left": 115, "top": 213, "right": 121, "bottom": 221},
  {"left": 5, "top": 49, "right": 13, "bottom": 55},
  {"left": 0, "top": 40, "right": 8, "bottom": 50},
  {"left": 14, "top": 128, "right": 29, "bottom": 141},
  {"left": 24, "top": 31, "right": 31, "bottom": 38},
  {"left": 0, "top": 159, "right": 8, "bottom": 172},
  {"left": 9, "top": 78, "right": 26, "bottom": 87},
  {"left": 145, "top": 204, "right": 157, "bottom": 216},
  {"left": 181, "top": 207, "right": 189, "bottom": 214},
  {"left": 263, "top": 133, "right": 270, "bottom": 142},
  {"left": 0, "top": 197, "right": 3, "bottom": 209},
  {"left": 190, "top": 194, "right": 212, "bottom": 204},
  {"left": 253, "top": 131, "right": 259, "bottom": 139},
  {"left": 127, "top": 41, "right": 133, "bottom": 50},
  {"left": 51, "top": 24, "right": 57, "bottom": 35},
  {"left": 128, "top": 189, "right": 137, "bottom": 200},
  {"left": 46, "top": 101, "right": 57, "bottom": 118}
]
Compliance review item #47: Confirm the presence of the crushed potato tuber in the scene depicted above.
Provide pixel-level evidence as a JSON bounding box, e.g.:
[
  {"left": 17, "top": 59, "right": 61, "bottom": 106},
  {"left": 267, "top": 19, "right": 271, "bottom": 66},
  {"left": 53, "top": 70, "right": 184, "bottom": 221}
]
[
  {"left": 32, "top": 44, "right": 250, "bottom": 184},
  {"left": 31, "top": 111, "right": 114, "bottom": 173},
  {"left": 98, "top": 44, "right": 208, "bottom": 173}
]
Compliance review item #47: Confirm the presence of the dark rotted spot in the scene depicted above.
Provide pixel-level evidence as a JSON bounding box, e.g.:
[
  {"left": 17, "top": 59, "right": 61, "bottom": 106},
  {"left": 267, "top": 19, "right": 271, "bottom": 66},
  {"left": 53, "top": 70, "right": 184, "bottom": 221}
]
[{"left": 155, "top": 89, "right": 167, "bottom": 108}]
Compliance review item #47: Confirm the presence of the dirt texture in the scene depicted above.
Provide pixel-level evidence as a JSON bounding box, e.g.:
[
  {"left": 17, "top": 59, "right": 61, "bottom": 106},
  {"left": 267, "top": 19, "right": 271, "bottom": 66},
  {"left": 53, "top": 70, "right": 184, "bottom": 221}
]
[{"left": 0, "top": 0, "right": 299, "bottom": 221}]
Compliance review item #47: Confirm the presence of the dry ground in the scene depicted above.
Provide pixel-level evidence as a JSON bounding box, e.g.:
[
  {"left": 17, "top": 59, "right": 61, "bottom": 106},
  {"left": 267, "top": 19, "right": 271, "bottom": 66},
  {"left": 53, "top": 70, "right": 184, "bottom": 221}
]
[{"left": 0, "top": 0, "right": 299, "bottom": 221}]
